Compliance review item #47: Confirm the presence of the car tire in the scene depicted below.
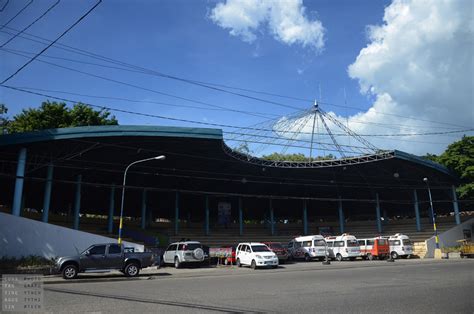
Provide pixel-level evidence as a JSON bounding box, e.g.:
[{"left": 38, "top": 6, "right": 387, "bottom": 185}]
[
  {"left": 174, "top": 257, "right": 181, "bottom": 269},
  {"left": 236, "top": 258, "right": 241, "bottom": 267},
  {"left": 336, "top": 254, "right": 343, "bottom": 262},
  {"left": 304, "top": 254, "right": 311, "bottom": 262},
  {"left": 251, "top": 260, "right": 257, "bottom": 270},
  {"left": 62, "top": 264, "right": 78, "bottom": 280},
  {"left": 391, "top": 251, "right": 399, "bottom": 260},
  {"left": 124, "top": 262, "right": 140, "bottom": 277},
  {"left": 367, "top": 253, "right": 373, "bottom": 261}
]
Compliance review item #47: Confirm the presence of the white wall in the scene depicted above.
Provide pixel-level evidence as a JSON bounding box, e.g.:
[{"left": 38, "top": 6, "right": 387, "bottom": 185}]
[
  {"left": 425, "top": 217, "right": 474, "bottom": 258},
  {"left": 0, "top": 212, "right": 144, "bottom": 259}
]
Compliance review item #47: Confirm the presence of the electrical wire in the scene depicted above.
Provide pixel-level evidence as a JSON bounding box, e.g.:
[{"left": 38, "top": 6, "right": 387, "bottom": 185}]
[{"left": 1, "top": 0, "right": 101, "bottom": 84}]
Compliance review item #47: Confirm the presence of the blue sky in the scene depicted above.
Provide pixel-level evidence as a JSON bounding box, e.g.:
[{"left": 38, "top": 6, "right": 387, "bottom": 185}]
[{"left": 1, "top": 0, "right": 472, "bottom": 156}]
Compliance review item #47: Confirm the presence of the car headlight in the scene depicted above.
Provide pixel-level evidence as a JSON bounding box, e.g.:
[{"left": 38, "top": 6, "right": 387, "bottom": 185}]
[{"left": 255, "top": 255, "right": 262, "bottom": 259}]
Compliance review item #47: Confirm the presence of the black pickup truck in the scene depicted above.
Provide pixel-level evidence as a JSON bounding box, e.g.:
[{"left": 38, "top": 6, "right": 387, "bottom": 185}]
[{"left": 55, "top": 243, "right": 156, "bottom": 279}]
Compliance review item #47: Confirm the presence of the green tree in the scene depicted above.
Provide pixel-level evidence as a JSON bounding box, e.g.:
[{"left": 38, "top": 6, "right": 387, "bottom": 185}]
[
  {"left": 6, "top": 101, "right": 118, "bottom": 133},
  {"left": 0, "top": 104, "right": 8, "bottom": 134},
  {"left": 437, "top": 136, "right": 474, "bottom": 200},
  {"left": 262, "top": 152, "right": 335, "bottom": 162}
]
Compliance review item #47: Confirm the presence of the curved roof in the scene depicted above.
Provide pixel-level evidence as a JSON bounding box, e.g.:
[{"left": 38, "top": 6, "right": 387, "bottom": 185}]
[{"left": 0, "top": 125, "right": 223, "bottom": 146}]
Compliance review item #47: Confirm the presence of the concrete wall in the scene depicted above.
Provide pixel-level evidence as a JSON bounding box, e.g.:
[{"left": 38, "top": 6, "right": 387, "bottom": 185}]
[
  {"left": 0, "top": 212, "right": 144, "bottom": 259},
  {"left": 426, "top": 217, "right": 474, "bottom": 258}
]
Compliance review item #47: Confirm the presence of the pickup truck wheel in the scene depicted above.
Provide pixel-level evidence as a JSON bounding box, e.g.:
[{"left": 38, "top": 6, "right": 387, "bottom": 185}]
[
  {"left": 124, "top": 262, "right": 140, "bottom": 277},
  {"left": 62, "top": 264, "right": 78, "bottom": 279},
  {"left": 174, "top": 257, "right": 181, "bottom": 269}
]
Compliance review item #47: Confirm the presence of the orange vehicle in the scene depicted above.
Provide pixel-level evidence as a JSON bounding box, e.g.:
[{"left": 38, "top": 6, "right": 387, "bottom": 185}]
[{"left": 358, "top": 237, "right": 389, "bottom": 260}]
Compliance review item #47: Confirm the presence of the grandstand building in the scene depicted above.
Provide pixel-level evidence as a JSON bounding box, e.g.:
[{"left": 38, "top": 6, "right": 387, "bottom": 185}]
[{"left": 0, "top": 125, "right": 466, "bottom": 250}]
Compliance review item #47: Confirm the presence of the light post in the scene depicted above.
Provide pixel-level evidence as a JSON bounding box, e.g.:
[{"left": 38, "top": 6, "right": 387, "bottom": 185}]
[
  {"left": 118, "top": 155, "right": 166, "bottom": 244},
  {"left": 423, "top": 177, "right": 439, "bottom": 250}
]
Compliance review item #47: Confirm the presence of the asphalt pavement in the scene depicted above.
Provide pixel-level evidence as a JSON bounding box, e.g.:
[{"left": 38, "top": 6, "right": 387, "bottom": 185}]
[{"left": 43, "top": 259, "right": 473, "bottom": 313}]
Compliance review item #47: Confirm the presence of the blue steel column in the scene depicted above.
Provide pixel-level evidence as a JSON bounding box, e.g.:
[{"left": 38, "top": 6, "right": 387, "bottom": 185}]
[
  {"left": 338, "top": 196, "right": 345, "bottom": 234},
  {"left": 269, "top": 199, "right": 274, "bottom": 236},
  {"left": 239, "top": 197, "right": 243, "bottom": 236},
  {"left": 175, "top": 191, "right": 179, "bottom": 235},
  {"left": 107, "top": 185, "right": 115, "bottom": 233},
  {"left": 41, "top": 164, "right": 54, "bottom": 223},
  {"left": 451, "top": 185, "right": 461, "bottom": 225},
  {"left": 205, "top": 195, "right": 210, "bottom": 236},
  {"left": 12, "top": 148, "right": 27, "bottom": 216},
  {"left": 73, "top": 175, "right": 82, "bottom": 230},
  {"left": 141, "top": 189, "right": 147, "bottom": 230},
  {"left": 375, "top": 193, "right": 382, "bottom": 233},
  {"left": 303, "top": 200, "right": 308, "bottom": 235},
  {"left": 413, "top": 189, "right": 421, "bottom": 232}
]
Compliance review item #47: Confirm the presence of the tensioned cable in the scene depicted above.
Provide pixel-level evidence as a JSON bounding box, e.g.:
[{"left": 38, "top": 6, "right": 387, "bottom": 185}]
[{"left": 0, "top": 25, "right": 470, "bottom": 129}]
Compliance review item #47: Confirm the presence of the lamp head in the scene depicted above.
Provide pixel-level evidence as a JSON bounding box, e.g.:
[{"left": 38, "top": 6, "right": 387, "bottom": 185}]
[
  {"left": 423, "top": 177, "right": 428, "bottom": 183},
  {"left": 154, "top": 155, "right": 166, "bottom": 160}
]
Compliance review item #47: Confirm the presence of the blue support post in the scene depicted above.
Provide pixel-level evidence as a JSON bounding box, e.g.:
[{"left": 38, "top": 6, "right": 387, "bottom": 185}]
[
  {"left": 338, "top": 196, "right": 344, "bottom": 234},
  {"left": 107, "top": 185, "right": 115, "bottom": 233},
  {"left": 375, "top": 193, "right": 382, "bottom": 233},
  {"left": 451, "top": 185, "right": 461, "bottom": 225},
  {"left": 73, "top": 175, "right": 82, "bottom": 230},
  {"left": 12, "top": 148, "right": 27, "bottom": 216},
  {"left": 175, "top": 191, "right": 179, "bottom": 235},
  {"left": 141, "top": 189, "right": 147, "bottom": 230},
  {"left": 239, "top": 197, "right": 243, "bottom": 236},
  {"left": 41, "top": 163, "right": 54, "bottom": 223},
  {"left": 205, "top": 195, "right": 210, "bottom": 235},
  {"left": 413, "top": 189, "right": 421, "bottom": 232},
  {"left": 303, "top": 200, "right": 308, "bottom": 235},
  {"left": 269, "top": 199, "right": 274, "bottom": 236}
]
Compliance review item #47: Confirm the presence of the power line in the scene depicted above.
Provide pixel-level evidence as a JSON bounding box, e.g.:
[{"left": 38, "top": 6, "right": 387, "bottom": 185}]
[
  {"left": 2, "top": 85, "right": 473, "bottom": 140},
  {"left": 1, "top": 0, "right": 60, "bottom": 48},
  {"left": 0, "top": 25, "right": 470, "bottom": 129},
  {"left": 0, "top": 0, "right": 33, "bottom": 31},
  {"left": 1, "top": 0, "right": 102, "bottom": 84},
  {"left": 0, "top": 0, "right": 10, "bottom": 12}
]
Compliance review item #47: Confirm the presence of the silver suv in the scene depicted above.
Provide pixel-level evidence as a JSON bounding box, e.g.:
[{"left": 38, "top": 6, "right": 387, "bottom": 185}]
[{"left": 162, "top": 241, "right": 205, "bottom": 268}]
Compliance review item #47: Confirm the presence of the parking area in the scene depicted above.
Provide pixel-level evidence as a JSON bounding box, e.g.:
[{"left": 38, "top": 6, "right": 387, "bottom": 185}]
[{"left": 43, "top": 259, "right": 473, "bottom": 313}]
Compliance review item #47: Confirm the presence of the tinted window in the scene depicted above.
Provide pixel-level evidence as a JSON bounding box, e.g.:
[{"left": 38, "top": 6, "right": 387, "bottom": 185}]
[
  {"left": 335, "top": 241, "right": 344, "bottom": 247},
  {"left": 108, "top": 244, "right": 121, "bottom": 254},
  {"left": 367, "top": 239, "right": 375, "bottom": 246},
  {"left": 314, "top": 240, "right": 326, "bottom": 246},
  {"left": 358, "top": 240, "right": 365, "bottom": 246},
  {"left": 403, "top": 239, "right": 412, "bottom": 246},
  {"left": 295, "top": 241, "right": 302, "bottom": 248},
  {"left": 186, "top": 243, "right": 202, "bottom": 250},
  {"left": 245, "top": 246, "right": 251, "bottom": 253},
  {"left": 178, "top": 244, "right": 185, "bottom": 250},
  {"left": 389, "top": 240, "right": 400, "bottom": 246},
  {"left": 89, "top": 245, "right": 106, "bottom": 255},
  {"left": 326, "top": 241, "right": 334, "bottom": 248},
  {"left": 288, "top": 242, "right": 294, "bottom": 248},
  {"left": 251, "top": 245, "right": 270, "bottom": 252},
  {"left": 167, "top": 244, "right": 177, "bottom": 251},
  {"left": 303, "top": 241, "right": 312, "bottom": 247},
  {"left": 347, "top": 240, "right": 359, "bottom": 247}
]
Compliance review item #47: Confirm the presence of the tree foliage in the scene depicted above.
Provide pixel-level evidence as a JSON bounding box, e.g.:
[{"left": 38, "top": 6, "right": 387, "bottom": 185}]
[
  {"left": 262, "top": 152, "right": 335, "bottom": 162},
  {"left": 437, "top": 136, "right": 474, "bottom": 200},
  {"left": 5, "top": 101, "right": 118, "bottom": 133}
]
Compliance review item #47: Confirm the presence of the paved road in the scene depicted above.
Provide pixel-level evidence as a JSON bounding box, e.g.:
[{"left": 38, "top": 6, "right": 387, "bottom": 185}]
[{"left": 44, "top": 259, "right": 473, "bottom": 313}]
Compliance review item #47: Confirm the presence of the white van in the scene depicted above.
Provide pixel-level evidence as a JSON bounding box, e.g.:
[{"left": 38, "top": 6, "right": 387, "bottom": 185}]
[
  {"left": 287, "top": 235, "right": 327, "bottom": 261},
  {"left": 325, "top": 234, "right": 361, "bottom": 261},
  {"left": 235, "top": 242, "right": 279, "bottom": 269},
  {"left": 386, "top": 234, "right": 413, "bottom": 259}
]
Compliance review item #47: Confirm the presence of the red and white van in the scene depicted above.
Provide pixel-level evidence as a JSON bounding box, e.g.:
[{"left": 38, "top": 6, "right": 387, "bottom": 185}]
[{"left": 358, "top": 237, "right": 390, "bottom": 260}]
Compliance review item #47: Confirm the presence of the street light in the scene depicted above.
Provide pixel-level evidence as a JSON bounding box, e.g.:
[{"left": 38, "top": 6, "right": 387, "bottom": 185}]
[
  {"left": 423, "top": 177, "right": 439, "bottom": 249},
  {"left": 118, "top": 155, "right": 166, "bottom": 244}
]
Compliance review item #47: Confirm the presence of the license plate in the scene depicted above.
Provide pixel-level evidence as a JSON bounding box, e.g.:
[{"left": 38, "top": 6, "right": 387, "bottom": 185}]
[{"left": 265, "top": 261, "right": 272, "bottom": 265}]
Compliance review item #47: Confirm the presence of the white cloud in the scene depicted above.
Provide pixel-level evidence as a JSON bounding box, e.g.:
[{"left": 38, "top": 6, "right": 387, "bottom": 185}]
[
  {"left": 209, "top": 0, "right": 325, "bottom": 51},
  {"left": 344, "top": 0, "right": 474, "bottom": 155},
  {"left": 269, "top": 0, "right": 473, "bottom": 157}
]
